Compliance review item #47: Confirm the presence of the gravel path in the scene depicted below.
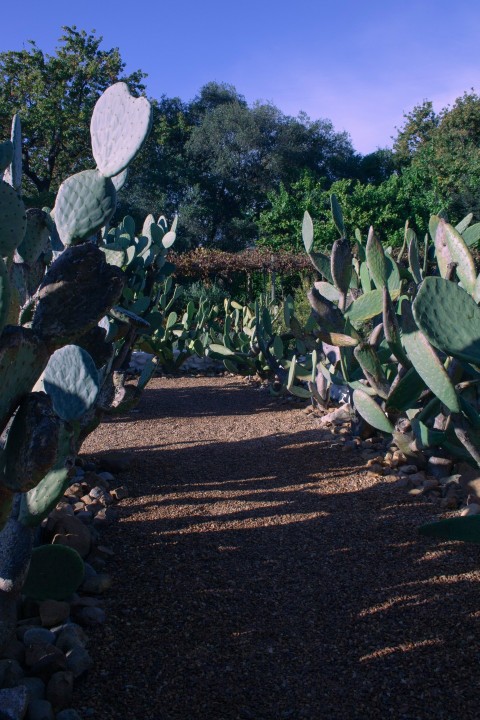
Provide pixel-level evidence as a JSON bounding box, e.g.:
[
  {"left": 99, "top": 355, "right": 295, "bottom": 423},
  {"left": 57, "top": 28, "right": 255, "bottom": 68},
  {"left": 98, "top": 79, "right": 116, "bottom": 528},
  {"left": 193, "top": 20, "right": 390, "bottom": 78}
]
[{"left": 77, "top": 376, "right": 480, "bottom": 720}]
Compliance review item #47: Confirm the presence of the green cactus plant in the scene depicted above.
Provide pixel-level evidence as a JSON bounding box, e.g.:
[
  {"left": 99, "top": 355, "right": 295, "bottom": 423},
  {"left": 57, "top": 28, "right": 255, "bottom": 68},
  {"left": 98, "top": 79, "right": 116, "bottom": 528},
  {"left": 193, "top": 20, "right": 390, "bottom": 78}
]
[{"left": 22, "top": 544, "right": 85, "bottom": 601}]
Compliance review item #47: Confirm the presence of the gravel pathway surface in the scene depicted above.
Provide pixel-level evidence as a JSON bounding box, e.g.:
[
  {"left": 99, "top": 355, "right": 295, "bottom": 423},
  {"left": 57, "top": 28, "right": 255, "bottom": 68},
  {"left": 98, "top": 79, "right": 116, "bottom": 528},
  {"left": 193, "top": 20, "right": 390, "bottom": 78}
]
[{"left": 77, "top": 376, "right": 480, "bottom": 720}]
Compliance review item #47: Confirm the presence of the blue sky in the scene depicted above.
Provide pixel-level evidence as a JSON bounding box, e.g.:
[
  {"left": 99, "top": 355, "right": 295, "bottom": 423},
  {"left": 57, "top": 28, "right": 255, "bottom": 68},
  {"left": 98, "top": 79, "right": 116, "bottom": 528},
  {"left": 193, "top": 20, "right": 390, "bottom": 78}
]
[{"left": 3, "top": 0, "right": 480, "bottom": 154}]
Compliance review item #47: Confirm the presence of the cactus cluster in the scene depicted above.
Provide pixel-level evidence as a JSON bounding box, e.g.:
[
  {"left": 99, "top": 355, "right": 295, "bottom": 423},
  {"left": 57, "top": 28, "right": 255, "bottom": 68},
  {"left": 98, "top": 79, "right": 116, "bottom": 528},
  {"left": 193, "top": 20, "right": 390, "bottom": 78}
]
[
  {"left": 299, "top": 199, "right": 480, "bottom": 543},
  {"left": 0, "top": 82, "right": 155, "bottom": 651}
]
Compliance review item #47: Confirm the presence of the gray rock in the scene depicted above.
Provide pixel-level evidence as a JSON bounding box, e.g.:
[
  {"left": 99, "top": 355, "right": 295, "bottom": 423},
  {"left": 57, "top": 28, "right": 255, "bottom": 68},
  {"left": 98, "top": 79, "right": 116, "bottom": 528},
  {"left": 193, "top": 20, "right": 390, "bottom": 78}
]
[
  {"left": 97, "top": 472, "right": 115, "bottom": 483},
  {"left": 74, "top": 511, "right": 93, "bottom": 525},
  {"left": 427, "top": 455, "right": 453, "bottom": 479},
  {"left": 86, "top": 553, "right": 105, "bottom": 570},
  {"left": 76, "top": 607, "right": 106, "bottom": 627},
  {"left": 25, "top": 699, "right": 54, "bottom": 720},
  {"left": 17, "top": 677, "right": 45, "bottom": 702},
  {"left": 81, "top": 564, "right": 96, "bottom": 581},
  {"left": 65, "top": 646, "right": 93, "bottom": 678},
  {"left": 92, "top": 508, "right": 115, "bottom": 528},
  {"left": 110, "top": 485, "right": 129, "bottom": 500},
  {"left": 0, "top": 686, "right": 29, "bottom": 719},
  {"left": 39, "top": 601, "right": 70, "bottom": 629},
  {"left": 398, "top": 464, "right": 418, "bottom": 475},
  {"left": 94, "top": 545, "right": 114, "bottom": 560},
  {"left": 407, "top": 471, "right": 427, "bottom": 486},
  {"left": 0, "top": 638, "right": 25, "bottom": 663},
  {"left": 55, "top": 625, "right": 87, "bottom": 653},
  {"left": 51, "top": 515, "right": 91, "bottom": 559},
  {"left": 25, "top": 643, "right": 66, "bottom": 677},
  {"left": 0, "top": 659, "right": 24, "bottom": 688},
  {"left": 46, "top": 671, "right": 74, "bottom": 710},
  {"left": 88, "top": 486, "right": 108, "bottom": 501},
  {"left": 56, "top": 711, "right": 83, "bottom": 720},
  {"left": 23, "top": 628, "right": 56, "bottom": 647}
]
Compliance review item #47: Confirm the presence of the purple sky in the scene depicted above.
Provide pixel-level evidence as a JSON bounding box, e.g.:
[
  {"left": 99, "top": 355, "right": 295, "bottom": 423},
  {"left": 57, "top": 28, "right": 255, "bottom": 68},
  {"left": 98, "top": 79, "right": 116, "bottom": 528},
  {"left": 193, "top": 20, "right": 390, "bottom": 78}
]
[{"left": 4, "top": 0, "right": 480, "bottom": 154}]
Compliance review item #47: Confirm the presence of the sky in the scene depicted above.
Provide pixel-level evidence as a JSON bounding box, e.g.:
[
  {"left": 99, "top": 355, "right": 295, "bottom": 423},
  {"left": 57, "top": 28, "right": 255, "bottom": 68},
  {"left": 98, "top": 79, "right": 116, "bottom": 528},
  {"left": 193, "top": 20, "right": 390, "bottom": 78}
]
[{"left": 2, "top": 0, "right": 480, "bottom": 154}]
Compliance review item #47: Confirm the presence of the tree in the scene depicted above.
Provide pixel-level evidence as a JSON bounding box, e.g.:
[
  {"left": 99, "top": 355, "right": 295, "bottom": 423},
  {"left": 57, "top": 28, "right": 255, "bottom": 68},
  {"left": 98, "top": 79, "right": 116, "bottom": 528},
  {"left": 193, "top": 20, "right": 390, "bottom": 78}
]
[
  {"left": 392, "top": 92, "right": 480, "bottom": 221},
  {"left": 393, "top": 101, "right": 439, "bottom": 167},
  {"left": 0, "top": 26, "right": 146, "bottom": 203}
]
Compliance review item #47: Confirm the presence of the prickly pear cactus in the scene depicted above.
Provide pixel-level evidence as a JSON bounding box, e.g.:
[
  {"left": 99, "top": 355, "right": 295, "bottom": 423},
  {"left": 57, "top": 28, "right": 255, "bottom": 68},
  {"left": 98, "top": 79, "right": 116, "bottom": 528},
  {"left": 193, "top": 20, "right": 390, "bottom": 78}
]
[
  {"left": 54, "top": 170, "right": 117, "bottom": 246},
  {"left": 90, "top": 82, "right": 153, "bottom": 178},
  {"left": 32, "top": 243, "right": 125, "bottom": 348}
]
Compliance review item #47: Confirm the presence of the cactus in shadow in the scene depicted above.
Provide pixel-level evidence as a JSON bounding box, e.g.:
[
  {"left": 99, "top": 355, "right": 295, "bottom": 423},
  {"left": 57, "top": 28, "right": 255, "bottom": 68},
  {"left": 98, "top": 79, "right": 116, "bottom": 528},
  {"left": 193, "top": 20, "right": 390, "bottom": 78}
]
[{"left": 0, "top": 81, "right": 153, "bottom": 652}]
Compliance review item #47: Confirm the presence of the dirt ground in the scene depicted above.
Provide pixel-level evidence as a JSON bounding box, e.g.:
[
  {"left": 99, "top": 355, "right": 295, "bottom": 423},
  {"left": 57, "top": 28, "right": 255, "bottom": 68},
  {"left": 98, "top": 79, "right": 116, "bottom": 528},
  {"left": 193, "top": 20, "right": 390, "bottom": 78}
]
[{"left": 77, "top": 375, "right": 480, "bottom": 720}]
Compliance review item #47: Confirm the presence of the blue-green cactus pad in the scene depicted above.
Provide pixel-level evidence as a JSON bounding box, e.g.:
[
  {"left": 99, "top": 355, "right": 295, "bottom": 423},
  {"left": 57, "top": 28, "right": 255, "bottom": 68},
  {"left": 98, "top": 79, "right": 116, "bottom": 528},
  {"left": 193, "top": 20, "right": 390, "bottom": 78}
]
[
  {"left": 109, "top": 306, "right": 150, "bottom": 329},
  {"left": 15, "top": 209, "right": 50, "bottom": 264},
  {"left": 413, "top": 277, "right": 480, "bottom": 364},
  {"left": 0, "top": 180, "right": 27, "bottom": 255},
  {"left": 90, "top": 82, "right": 153, "bottom": 178},
  {"left": 43, "top": 344, "right": 100, "bottom": 421},
  {"left": 54, "top": 169, "right": 117, "bottom": 246},
  {"left": 3, "top": 115, "right": 22, "bottom": 192},
  {"left": 0, "top": 257, "right": 10, "bottom": 335}
]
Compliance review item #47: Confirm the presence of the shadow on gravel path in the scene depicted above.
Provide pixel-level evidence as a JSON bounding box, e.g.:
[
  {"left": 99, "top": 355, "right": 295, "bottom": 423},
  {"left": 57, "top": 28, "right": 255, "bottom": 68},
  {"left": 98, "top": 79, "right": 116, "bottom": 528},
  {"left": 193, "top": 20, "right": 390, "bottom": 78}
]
[{"left": 78, "top": 377, "right": 480, "bottom": 720}]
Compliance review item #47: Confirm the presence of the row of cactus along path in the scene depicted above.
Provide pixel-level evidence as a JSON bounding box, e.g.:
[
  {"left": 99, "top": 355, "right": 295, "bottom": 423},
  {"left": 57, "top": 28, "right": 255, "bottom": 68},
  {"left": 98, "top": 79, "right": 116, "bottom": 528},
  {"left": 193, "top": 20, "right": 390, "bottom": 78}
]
[{"left": 77, "top": 375, "right": 480, "bottom": 720}]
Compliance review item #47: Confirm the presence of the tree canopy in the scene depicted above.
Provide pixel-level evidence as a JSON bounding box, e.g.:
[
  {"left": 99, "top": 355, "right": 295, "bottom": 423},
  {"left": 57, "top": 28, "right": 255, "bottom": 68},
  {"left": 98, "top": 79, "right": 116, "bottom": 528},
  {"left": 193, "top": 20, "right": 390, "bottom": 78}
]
[
  {"left": 0, "top": 26, "right": 145, "bottom": 203},
  {"left": 2, "top": 28, "right": 480, "bottom": 252}
]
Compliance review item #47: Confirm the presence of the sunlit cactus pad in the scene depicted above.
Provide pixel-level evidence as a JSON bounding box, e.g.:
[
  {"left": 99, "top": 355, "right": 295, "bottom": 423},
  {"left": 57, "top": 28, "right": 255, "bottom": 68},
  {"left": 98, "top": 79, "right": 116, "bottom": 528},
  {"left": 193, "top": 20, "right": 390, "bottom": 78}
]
[
  {"left": 413, "top": 276, "right": 480, "bottom": 364},
  {"left": 44, "top": 344, "right": 100, "bottom": 422},
  {"left": 90, "top": 82, "right": 153, "bottom": 178},
  {"left": 54, "top": 169, "right": 117, "bottom": 246}
]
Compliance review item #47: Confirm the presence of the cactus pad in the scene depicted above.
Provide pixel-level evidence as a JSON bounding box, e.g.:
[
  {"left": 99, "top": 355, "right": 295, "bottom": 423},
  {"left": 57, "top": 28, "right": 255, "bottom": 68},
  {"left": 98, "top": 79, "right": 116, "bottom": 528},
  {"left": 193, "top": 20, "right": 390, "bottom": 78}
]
[
  {"left": 91, "top": 82, "right": 153, "bottom": 178},
  {"left": 112, "top": 167, "right": 128, "bottom": 191},
  {"left": 402, "top": 301, "right": 460, "bottom": 413},
  {"left": 0, "top": 326, "right": 48, "bottom": 434},
  {"left": 330, "top": 238, "right": 352, "bottom": 295},
  {"left": 0, "top": 141, "right": 13, "bottom": 175},
  {"left": 22, "top": 544, "right": 84, "bottom": 601},
  {"left": 413, "top": 277, "right": 480, "bottom": 364},
  {"left": 302, "top": 211, "right": 314, "bottom": 253},
  {"left": 3, "top": 115, "right": 22, "bottom": 192},
  {"left": 44, "top": 345, "right": 100, "bottom": 421},
  {"left": 19, "top": 424, "right": 74, "bottom": 527},
  {"left": 0, "top": 257, "right": 10, "bottom": 335},
  {"left": 352, "top": 389, "right": 393, "bottom": 433},
  {"left": 366, "top": 227, "right": 388, "bottom": 289},
  {"left": 15, "top": 209, "right": 50, "bottom": 264},
  {"left": 54, "top": 169, "right": 117, "bottom": 245},
  {"left": 0, "top": 180, "right": 27, "bottom": 255},
  {"left": 3, "top": 393, "right": 60, "bottom": 492},
  {"left": 32, "top": 243, "right": 125, "bottom": 348}
]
